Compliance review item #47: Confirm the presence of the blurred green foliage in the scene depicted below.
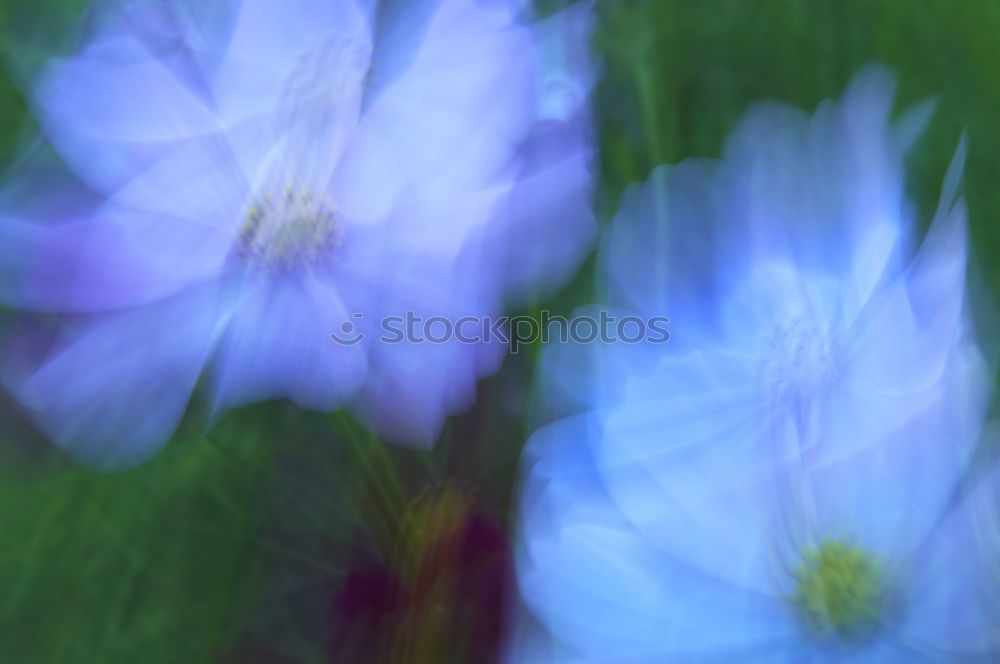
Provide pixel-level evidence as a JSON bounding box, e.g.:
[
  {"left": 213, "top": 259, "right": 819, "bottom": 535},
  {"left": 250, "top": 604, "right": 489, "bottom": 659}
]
[
  {"left": 0, "top": 412, "right": 278, "bottom": 662},
  {"left": 0, "top": 42, "right": 26, "bottom": 168},
  {"left": 2, "top": 0, "right": 1000, "bottom": 661}
]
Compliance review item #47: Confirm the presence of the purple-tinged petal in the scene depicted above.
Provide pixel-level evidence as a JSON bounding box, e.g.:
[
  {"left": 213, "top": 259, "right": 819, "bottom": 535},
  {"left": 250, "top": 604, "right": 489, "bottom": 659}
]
[
  {"left": 212, "top": 0, "right": 371, "bottom": 122},
  {"left": 106, "top": 132, "right": 250, "bottom": 227},
  {"left": 471, "top": 116, "right": 596, "bottom": 306},
  {"left": 359, "top": 0, "right": 534, "bottom": 198},
  {"left": 86, "top": 0, "right": 238, "bottom": 98},
  {"left": 209, "top": 273, "right": 367, "bottom": 414},
  {"left": 0, "top": 207, "right": 233, "bottom": 312},
  {"left": 33, "top": 34, "right": 220, "bottom": 191},
  {"left": 332, "top": 250, "right": 485, "bottom": 446},
  {"left": 4, "top": 282, "right": 223, "bottom": 468}
]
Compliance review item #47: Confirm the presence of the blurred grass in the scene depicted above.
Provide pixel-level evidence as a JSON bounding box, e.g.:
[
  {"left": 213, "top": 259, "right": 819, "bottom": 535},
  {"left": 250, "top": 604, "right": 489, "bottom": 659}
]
[
  {"left": 0, "top": 38, "right": 27, "bottom": 172},
  {"left": 0, "top": 413, "right": 284, "bottom": 663},
  {"left": 2, "top": 0, "right": 1000, "bottom": 661}
]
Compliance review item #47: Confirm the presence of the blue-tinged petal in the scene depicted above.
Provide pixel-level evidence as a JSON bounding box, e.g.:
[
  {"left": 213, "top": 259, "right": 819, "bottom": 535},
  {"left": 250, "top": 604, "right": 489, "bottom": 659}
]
[
  {"left": 783, "top": 640, "right": 919, "bottom": 663},
  {"left": 33, "top": 34, "right": 220, "bottom": 191},
  {"left": 107, "top": 132, "right": 250, "bottom": 227},
  {"left": 222, "top": 0, "right": 369, "bottom": 71},
  {"left": 219, "top": 27, "right": 372, "bottom": 193},
  {"left": 213, "top": 0, "right": 371, "bottom": 122},
  {"left": 469, "top": 117, "right": 596, "bottom": 306},
  {"left": 605, "top": 162, "right": 727, "bottom": 323},
  {"left": 594, "top": 351, "right": 787, "bottom": 596},
  {"left": 841, "top": 221, "right": 901, "bottom": 323},
  {"left": 358, "top": 0, "right": 534, "bottom": 198},
  {"left": 717, "top": 260, "right": 844, "bottom": 350},
  {"left": 845, "top": 189, "right": 968, "bottom": 399},
  {"left": 4, "top": 282, "right": 224, "bottom": 468},
  {"left": 365, "top": 180, "right": 508, "bottom": 262},
  {"left": 530, "top": 304, "right": 669, "bottom": 424},
  {"left": 799, "top": 377, "right": 981, "bottom": 564},
  {"left": 360, "top": 0, "right": 438, "bottom": 106},
  {"left": 517, "top": 416, "right": 676, "bottom": 658},
  {"left": 86, "top": 0, "right": 238, "bottom": 98},
  {"left": 517, "top": 415, "right": 800, "bottom": 661},
  {"left": 208, "top": 273, "right": 367, "bottom": 414},
  {"left": 891, "top": 464, "right": 1000, "bottom": 658},
  {"left": 356, "top": 336, "right": 480, "bottom": 448},
  {"left": 826, "top": 339, "right": 988, "bottom": 481},
  {"left": 330, "top": 246, "right": 485, "bottom": 446},
  {"left": 328, "top": 112, "right": 409, "bottom": 228},
  {"left": 0, "top": 206, "right": 233, "bottom": 312},
  {"left": 723, "top": 65, "right": 911, "bottom": 294},
  {"left": 339, "top": 0, "right": 581, "bottom": 255},
  {"left": 528, "top": 0, "right": 596, "bottom": 125},
  {"left": 0, "top": 130, "right": 257, "bottom": 314},
  {"left": 907, "top": 142, "right": 968, "bottom": 327},
  {"left": 356, "top": 347, "right": 481, "bottom": 448},
  {"left": 354, "top": 309, "right": 485, "bottom": 448},
  {"left": 723, "top": 100, "right": 823, "bottom": 264},
  {"left": 834, "top": 65, "right": 904, "bottom": 230}
]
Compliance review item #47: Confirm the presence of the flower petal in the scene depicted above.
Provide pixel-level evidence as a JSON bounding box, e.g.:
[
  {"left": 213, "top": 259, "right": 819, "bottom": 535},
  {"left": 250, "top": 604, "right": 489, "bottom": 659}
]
[
  {"left": 517, "top": 415, "right": 799, "bottom": 660},
  {"left": 0, "top": 206, "right": 233, "bottom": 312},
  {"left": 209, "top": 273, "right": 367, "bottom": 414},
  {"left": 6, "top": 282, "right": 223, "bottom": 468},
  {"left": 332, "top": 249, "right": 485, "bottom": 446},
  {"left": 213, "top": 0, "right": 371, "bottom": 123},
  {"left": 892, "top": 465, "right": 1000, "bottom": 657},
  {"left": 358, "top": 0, "right": 534, "bottom": 198},
  {"left": 33, "top": 33, "right": 220, "bottom": 191},
  {"left": 471, "top": 117, "right": 596, "bottom": 307},
  {"left": 595, "top": 350, "right": 787, "bottom": 596},
  {"left": 846, "top": 193, "right": 969, "bottom": 399}
]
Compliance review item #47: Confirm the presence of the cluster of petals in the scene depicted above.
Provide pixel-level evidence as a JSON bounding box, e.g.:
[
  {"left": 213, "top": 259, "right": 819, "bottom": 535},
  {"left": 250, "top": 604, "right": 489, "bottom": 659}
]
[
  {"left": 0, "top": 0, "right": 596, "bottom": 466},
  {"left": 511, "top": 67, "right": 1000, "bottom": 662}
]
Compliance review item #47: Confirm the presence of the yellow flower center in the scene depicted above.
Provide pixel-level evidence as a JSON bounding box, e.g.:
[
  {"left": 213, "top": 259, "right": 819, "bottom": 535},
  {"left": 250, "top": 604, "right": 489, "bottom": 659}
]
[
  {"left": 795, "top": 540, "right": 883, "bottom": 639},
  {"left": 237, "top": 186, "right": 339, "bottom": 267}
]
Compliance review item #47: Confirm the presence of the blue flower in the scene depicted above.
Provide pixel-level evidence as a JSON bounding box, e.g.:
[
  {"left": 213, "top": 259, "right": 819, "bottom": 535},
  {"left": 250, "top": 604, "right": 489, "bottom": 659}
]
[
  {"left": 510, "top": 68, "right": 996, "bottom": 661},
  {"left": 0, "top": 0, "right": 595, "bottom": 466}
]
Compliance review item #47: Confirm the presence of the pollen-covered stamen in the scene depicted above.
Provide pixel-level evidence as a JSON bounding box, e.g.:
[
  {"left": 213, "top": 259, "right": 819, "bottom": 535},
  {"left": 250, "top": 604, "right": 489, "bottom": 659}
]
[
  {"left": 795, "top": 540, "right": 884, "bottom": 639},
  {"left": 236, "top": 185, "right": 339, "bottom": 267}
]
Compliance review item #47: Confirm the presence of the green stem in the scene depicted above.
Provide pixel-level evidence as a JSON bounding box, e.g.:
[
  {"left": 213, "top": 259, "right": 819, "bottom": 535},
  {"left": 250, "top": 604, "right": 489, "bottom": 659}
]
[
  {"left": 635, "top": 63, "right": 665, "bottom": 165},
  {"left": 333, "top": 412, "right": 408, "bottom": 550}
]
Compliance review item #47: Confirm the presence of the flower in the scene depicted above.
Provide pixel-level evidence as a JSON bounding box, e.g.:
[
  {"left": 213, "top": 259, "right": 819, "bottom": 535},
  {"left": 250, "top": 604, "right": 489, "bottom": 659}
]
[
  {"left": 510, "top": 67, "right": 997, "bottom": 661},
  {"left": 512, "top": 412, "right": 998, "bottom": 661},
  {"left": 0, "top": 0, "right": 595, "bottom": 466}
]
